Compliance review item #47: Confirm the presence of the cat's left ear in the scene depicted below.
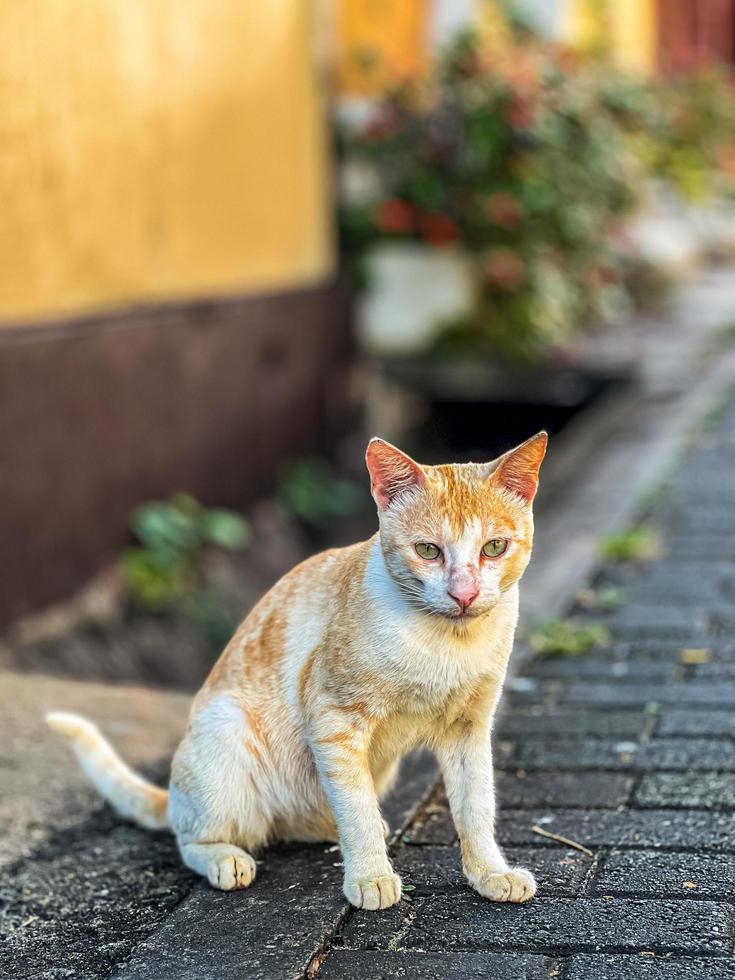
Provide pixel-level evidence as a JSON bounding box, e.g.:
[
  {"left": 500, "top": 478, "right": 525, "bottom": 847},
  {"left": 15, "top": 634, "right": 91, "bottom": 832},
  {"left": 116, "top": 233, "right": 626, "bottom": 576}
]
[
  {"left": 489, "top": 431, "right": 548, "bottom": 503},
  {"left": 366, "top": 438, "right": 426, "bottom": 511}
]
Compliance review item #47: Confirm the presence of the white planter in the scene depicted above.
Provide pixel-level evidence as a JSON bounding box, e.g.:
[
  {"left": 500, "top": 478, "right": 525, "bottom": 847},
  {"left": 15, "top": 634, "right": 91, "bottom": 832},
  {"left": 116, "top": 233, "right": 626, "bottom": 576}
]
[{"left": 357, "top": 243, "right": 475, "bottom": 356}]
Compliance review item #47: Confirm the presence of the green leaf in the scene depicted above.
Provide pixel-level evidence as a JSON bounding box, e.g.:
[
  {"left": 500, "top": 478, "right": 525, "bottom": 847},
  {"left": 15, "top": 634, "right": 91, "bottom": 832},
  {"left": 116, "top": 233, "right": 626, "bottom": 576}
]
[
  {"left": 529, "top": 619, "right": 610, "bottom": 658},
  {"left": 131, "top": 501, "right": 200, "bottom": 553},
  {"left": 120, "top": 548, "right": 193, "bottom": 609},
  {"left": 200, "top": 509, "right": 251, "bottom": 550}
]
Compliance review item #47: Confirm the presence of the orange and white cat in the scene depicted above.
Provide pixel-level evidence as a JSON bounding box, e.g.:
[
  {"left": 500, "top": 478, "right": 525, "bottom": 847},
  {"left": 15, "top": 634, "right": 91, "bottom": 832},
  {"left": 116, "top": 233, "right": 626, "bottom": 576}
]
[{"left": 47, "top": 433, "right": 547, "bottom": 910}]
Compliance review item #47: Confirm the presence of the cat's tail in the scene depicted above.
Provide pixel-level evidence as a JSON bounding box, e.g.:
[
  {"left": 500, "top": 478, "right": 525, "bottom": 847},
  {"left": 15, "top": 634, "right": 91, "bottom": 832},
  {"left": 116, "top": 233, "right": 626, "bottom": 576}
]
[{"left": 45, "top": 711, "right": 170, "bottom": 830}]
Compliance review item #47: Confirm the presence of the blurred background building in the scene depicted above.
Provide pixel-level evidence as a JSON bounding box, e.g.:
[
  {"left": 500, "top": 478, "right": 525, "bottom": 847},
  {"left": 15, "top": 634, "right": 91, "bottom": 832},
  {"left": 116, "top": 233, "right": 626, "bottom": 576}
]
[{"left": 2, "top": 0, "right": 735, "bottom": 636}]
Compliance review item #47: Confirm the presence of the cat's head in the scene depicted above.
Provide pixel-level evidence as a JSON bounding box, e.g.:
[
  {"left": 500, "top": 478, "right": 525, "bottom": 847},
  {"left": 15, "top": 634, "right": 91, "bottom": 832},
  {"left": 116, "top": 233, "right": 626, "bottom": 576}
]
[{"left": 366, "top": 434, "right": 547, "bottom": 623}]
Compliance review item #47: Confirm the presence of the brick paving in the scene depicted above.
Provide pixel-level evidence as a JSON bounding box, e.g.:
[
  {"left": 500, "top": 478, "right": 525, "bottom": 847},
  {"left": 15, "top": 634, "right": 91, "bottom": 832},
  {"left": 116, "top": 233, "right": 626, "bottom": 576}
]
[{"left": 314, "top": 402, "right": 735, "bottom": 978}]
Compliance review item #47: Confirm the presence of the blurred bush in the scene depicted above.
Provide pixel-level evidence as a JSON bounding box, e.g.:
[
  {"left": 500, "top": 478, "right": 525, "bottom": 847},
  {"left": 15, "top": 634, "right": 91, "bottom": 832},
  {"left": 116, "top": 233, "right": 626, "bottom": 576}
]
[
  {"left": 643, "top": 65, "right": 735, "bottom": 201},
  {"left": 121, "top": 494, "right": 251, "bottom": 648},
  {"left": 337, "top": 26, "right": 735, "bottom": 363},
  {"left": 529, "top": 619, "right": 611, "bottom": 658}
]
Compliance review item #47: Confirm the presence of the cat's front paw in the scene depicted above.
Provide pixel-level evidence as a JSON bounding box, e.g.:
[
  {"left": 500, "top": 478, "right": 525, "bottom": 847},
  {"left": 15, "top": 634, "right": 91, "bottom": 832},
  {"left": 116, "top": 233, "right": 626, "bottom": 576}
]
[
  {"left": 343, "top": 870, "right": 403, "bottom": 910},
  {"left": 469, "top": 866, "right": 536, "bottom": 903},
  {"left": 206, "top": 851, "right": 257, "bottom": 891}
]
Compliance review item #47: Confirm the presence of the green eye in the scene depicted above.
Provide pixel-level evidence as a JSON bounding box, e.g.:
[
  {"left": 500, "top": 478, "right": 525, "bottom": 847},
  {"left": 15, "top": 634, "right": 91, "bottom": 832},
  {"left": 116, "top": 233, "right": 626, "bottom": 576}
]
[
  {"left": 415, "top": 542, "right": 441, "bottom": 560},
  {"left": 482, "top": 538, "right": 508, "bottom": 558}
]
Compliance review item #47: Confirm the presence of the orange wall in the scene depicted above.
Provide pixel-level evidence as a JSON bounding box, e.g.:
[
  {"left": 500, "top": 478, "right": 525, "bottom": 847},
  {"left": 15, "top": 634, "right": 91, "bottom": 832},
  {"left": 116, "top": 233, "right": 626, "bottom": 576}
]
[
  {"left": 337, "top": 0, "right": 427, "bottom": 94},
  {"left": 0, "top": 1, "right": 332, "bottom": 324}
]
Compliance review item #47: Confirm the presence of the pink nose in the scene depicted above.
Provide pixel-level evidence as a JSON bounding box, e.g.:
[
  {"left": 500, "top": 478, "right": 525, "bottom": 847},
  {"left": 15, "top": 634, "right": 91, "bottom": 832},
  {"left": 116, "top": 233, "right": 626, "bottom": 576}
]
[{"left": 448, "top": 587, "right": 479, "bottom": 613}]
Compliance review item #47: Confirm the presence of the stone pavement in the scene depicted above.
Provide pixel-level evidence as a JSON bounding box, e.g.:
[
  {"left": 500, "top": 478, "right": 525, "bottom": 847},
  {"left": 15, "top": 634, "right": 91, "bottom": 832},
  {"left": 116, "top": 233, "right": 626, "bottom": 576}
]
[{"left": 3, "top": 401, "right": 735, "bottom": 979}]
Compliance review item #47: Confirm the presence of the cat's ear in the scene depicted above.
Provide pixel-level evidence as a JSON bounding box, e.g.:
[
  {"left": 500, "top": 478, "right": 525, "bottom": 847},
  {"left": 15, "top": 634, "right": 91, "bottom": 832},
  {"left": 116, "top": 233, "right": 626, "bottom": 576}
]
[
  {"left": 489, "top": 431, "right": 547, "bottom": 503},
  {"left": 366, "top": 438, "right": 426, "bottom": 510}
]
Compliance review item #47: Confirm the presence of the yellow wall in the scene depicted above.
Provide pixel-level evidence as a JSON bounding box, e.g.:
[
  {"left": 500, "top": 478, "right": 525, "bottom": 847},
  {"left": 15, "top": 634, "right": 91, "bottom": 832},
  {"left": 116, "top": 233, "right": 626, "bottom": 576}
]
[
  {"left": 0, "top": 1, "right": 332, "bottom": 324},
  {"left": 337, "top": 0, "right": 426, "bottom": 95},
  {"left": 608, "top": 0, "right": 656, "bottom": 74},
  {"left": 563, "top": 0, "right": 656, "bottom": 73}
]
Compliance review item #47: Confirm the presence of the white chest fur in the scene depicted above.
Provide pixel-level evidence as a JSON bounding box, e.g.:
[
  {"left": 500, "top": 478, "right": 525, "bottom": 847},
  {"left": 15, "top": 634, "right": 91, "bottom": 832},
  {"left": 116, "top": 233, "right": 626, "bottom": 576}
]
[{"left": 362, "top": 541, "right": 518, "bottom": 711}]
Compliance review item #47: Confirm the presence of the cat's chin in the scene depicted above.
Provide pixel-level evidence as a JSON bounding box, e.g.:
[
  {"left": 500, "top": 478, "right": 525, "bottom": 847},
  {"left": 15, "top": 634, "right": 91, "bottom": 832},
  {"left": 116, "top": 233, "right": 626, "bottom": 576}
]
[{"left": 443, "top": 608, "right": 487, "bottom": 625}]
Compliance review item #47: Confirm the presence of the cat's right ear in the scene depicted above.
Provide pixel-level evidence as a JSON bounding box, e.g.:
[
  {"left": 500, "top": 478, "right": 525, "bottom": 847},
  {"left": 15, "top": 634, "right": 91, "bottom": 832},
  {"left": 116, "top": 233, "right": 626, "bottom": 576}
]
[{"left": 366, "top": 438, "right": 426, "bottom": 511}]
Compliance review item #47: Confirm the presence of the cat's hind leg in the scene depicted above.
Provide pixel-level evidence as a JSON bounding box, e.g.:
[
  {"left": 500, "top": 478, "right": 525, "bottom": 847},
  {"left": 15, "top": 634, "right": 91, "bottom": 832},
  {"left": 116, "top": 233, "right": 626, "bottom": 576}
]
[
  {"left": 180, "top": 841, "right": 257, "bottom": 891},
  {"left": 168, "top": 692, "right": 275, "bottom": 891}
]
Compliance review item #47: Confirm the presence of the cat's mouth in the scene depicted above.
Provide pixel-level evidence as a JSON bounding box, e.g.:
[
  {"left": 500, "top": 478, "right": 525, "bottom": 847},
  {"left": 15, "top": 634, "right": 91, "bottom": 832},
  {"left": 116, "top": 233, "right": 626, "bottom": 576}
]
[{"left": 446, "top": 607, "right": 484, "bottom": 623}]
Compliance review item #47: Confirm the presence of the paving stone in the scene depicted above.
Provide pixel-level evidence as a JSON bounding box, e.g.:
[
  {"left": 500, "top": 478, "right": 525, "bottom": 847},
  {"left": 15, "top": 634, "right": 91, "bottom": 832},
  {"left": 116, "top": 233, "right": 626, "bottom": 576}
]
[
  {"left": 658, "top": 506, "right": 735, "bottom": 535},
  {"left": 709, "top": 609, "right": 735, "bottom": 637},
  {"left": 496, "top": 771, "right": 634, "bottom": 808},
  {"left": 317, "top": 950, "right": 552, "bottom": 980},
  {"left": 524, "top": 657, "right": 679, "bottom": 682},
  {"left": 406, "top": 805, "right": 458, "bottom": 846},
  {"left": 108, "top": 845, "right": 347, "bottom": 980},
  {"left": 498, "top": 737, "right": 735, "bottom": 772},
  {"left": 341, "top": 895, "right": 732, "bottom": 955},
  {"left": 0, "top": 671, "right": 188, "bottom": 870},
  {"left": 630, "top": 565, "right": 730, "bottom": 601},
  {"left": 395, "top": 845, "right": 590, "bottom": 897},
  {"left": 657, "top": 533, "right": 735, "bottom": 560},
  {"left": 617, "top": 638, "right": 735, "bottom": 663},
  {"left": 382, "top": 751, "right": 439, "bottom": 839},
  {"left": 562, "top": 954, "right": 735, "bottom": 979},
  {"left": 0, "top": 824, "right": 195, "bottom": 980},
  {"left": 561, "top": 681, "right": 735, "bottom": 707},
  {"left": 658, "top": 708, "right": 735, "bottom": 736},
  {"left": 592, "top": 849, "right": 735, "bottom": 899},
  {"left": 497, "top": 808, "right": 735, "bottom": 851},
  {"left": 496, "top": 707, "right": 648, "bottom": 740},
  {"left": 610, "top": 605, "right": 707, "bottom": 638},
  {"left": 406, "top": 805, "right": 735, "bottom": 850},
  {"left": 691, "top": 661, "right": 735, "bottom": 680},
  {"left": 636, "top": 772, "right": 735, "bottom": 809}
]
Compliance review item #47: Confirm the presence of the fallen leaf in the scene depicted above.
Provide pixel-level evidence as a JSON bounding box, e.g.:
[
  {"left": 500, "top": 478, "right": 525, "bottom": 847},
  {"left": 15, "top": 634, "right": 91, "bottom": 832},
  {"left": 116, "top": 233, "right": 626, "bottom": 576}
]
[{"left": 680, "top": 648, "right": 711, "bottom": 665}]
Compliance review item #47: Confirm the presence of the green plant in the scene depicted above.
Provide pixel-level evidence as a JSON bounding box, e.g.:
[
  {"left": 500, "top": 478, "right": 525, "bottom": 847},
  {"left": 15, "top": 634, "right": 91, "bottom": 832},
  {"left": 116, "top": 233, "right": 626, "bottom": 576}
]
[
  {"left": 277, "top": 459, "right": 363, "bottom": 531},
  {"left": 642, "top": 66, "right": 735, "bottom": 201},
  {"left": 576, "top": 585, "right": 626, "bottom": 611},
  {"left": 121, "top": 493, "right": 251, "bottom": 615},
  {"left": 337, "top": 28, "right": 651, "bottom": 362},
  {"left": 338, "top": 16, "right": 735, "bottom": 362},
  {"left": 529, "top": 619, "right": 610, "bottom": 657},
  {"left": 598, "top": 526, "right": 661, "bottom": 563}
]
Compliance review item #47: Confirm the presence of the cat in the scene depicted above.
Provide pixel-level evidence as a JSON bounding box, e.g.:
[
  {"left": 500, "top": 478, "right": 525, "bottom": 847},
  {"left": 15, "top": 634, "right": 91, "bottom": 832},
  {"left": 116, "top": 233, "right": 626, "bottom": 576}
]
[{"left": 47, "top": 432, "right": 547, "bottom": 910}]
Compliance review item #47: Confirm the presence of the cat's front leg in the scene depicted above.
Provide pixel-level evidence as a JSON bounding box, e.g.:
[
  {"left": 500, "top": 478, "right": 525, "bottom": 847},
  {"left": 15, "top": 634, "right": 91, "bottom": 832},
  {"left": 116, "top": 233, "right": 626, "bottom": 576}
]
[
  {"left": 308, "top": 712, "right": 401, "bottom": 910},
  {"left": 436, "top": 722, "right": 536, "bottom": 904}
]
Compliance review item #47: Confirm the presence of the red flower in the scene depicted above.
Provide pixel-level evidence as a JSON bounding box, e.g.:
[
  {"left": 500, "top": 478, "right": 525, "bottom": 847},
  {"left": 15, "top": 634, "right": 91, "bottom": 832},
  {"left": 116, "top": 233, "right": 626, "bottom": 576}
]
[
  {"left": 485, "top": 192, "right": 523, "bottom": 229},
  {"left": 363, "top": 109, "right": 400, "bottom": 141},
  {"left": 506, "top": 94, "right": 535, "bottom": 129},
  {"left": 373, "top": 199, "right": 415, "bottom": 234},
  {"left": 484, "top": 248, "right": 524, "bottom": 290},
  {"left": 717, "top": 141, "right": 735, "bottom": 176},
  {"left": 419, "top": 212, "right": 458, "bottom": 246},
  {"left": 586, "top": 263, "right": 619, "bottom": 287},
  {"left": 550, "top": 43, "right": 582, "bottom": 74}
]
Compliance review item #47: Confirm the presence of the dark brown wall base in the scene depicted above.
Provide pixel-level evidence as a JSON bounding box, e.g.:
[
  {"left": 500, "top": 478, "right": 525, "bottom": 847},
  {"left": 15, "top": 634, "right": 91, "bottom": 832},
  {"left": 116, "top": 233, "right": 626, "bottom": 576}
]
[{"left": 0, "top": 281, "right": 352, "bottom": 629}]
